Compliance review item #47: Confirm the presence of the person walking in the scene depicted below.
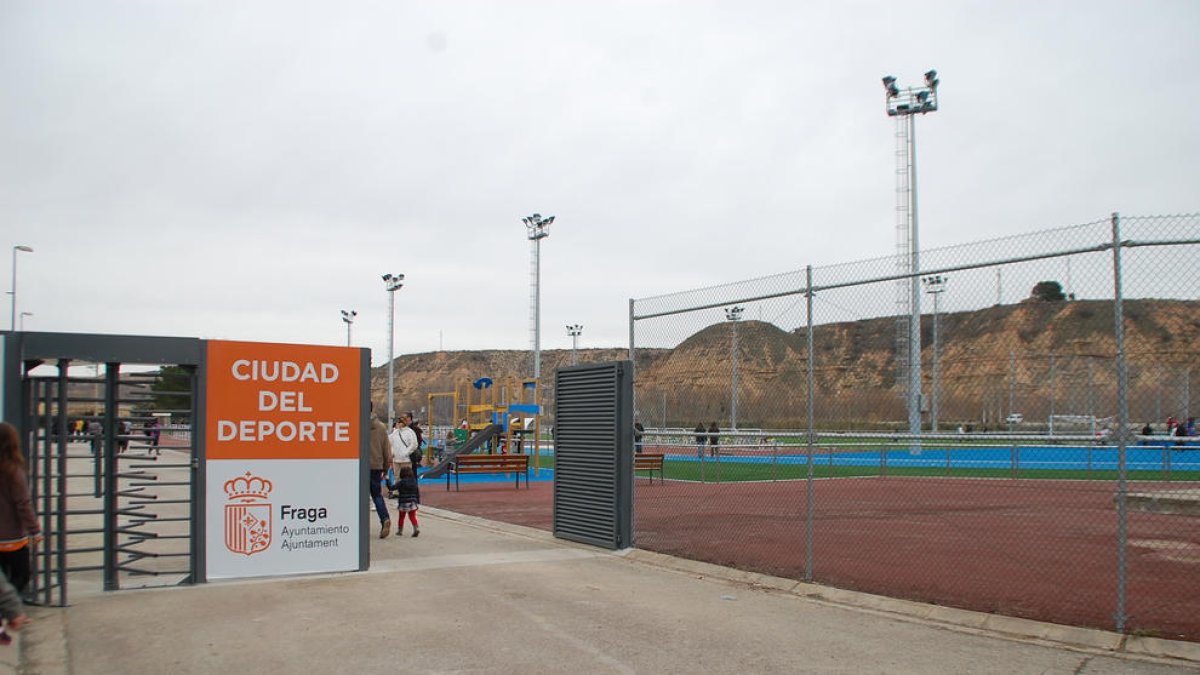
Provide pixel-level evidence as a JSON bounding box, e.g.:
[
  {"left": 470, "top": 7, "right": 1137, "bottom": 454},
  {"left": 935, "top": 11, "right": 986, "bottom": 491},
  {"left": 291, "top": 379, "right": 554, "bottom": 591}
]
[
  {"left": 87, "top": 418, "right": 102, "bottom": 456},
  {"left": 148, "top": 418, "right": 162, "bottom": 455},
  {"left": 393, "top": 463, "right": 421, "bottom": 538},
  {"left": 0, "top": 423, "right": 41, "bottom": 600},
  {"left": 388, "top": 417, "right": 418, "bottom": 495},
  {"left": 694, "top": 423, "right": 706, "bottom": 459},
  {"left": 0, "top": 568, "right": 28, "bottom": 646},
  {"left": 367, "top": 403, "right": 393, "bottom": 539},
  {"left": 707, "top": 422, "right": 720, "bottom": 458},
  {"left": 403, "top": 412, "right": 425, "bottom": 466},
  {"left": 438, "top": 429, "right": 455, "bottom": 462},
  {"left": 633, "top": 418, "right": 645, "bottom": 455},
  {"left": 117, "top": 419, "right": 131, "bottom": 454}
]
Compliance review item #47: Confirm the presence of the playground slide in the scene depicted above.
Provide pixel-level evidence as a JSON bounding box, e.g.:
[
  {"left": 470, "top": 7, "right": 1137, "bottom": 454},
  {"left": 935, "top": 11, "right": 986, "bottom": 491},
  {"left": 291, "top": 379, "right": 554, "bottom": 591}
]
[{"left": 421, "top": 424, "right": 502, "bottom": 479}]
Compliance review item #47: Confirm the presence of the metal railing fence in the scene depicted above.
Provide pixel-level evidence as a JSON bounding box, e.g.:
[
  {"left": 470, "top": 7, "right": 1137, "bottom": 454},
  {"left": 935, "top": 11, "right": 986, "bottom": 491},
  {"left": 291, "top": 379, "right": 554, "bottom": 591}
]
[{"left": 629, "top": 213, "right": 1200, "bottom": 641}]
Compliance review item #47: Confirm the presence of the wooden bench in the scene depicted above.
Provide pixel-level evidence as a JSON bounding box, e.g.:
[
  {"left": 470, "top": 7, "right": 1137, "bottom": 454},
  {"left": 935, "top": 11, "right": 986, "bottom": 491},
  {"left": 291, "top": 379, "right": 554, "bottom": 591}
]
[
  {"left": 447, "top": 454, "right": 530, "bottom": 491},
  {"left": 634, "top": 453, "right": 665, "bottom": 484}
]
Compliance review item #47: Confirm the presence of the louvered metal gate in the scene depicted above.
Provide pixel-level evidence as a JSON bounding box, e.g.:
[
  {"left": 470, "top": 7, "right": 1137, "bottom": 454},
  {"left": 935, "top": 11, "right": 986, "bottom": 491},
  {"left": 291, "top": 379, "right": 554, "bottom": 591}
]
[{"left": 552, "top": 360, "right": 634, "bottom": 549}]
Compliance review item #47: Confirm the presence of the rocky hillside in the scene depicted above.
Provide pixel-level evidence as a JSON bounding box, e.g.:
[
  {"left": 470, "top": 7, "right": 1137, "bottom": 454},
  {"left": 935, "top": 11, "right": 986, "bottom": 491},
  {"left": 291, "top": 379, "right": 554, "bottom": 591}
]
[
  {"left": 369, "top": 347, "right": 667, "bottom": 420},
  {"left": 372, "top": 299, "right": 1200, "bottom": 429}
]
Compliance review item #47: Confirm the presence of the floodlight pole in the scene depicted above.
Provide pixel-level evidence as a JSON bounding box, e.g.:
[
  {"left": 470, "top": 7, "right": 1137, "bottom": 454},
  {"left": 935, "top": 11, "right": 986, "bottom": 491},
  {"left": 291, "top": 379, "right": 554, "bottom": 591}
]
[
  {"left": 523, "top": 213, "right": 554, "bottom": 381},
  {"left": 566, "top": 324, "right": 583, "bottom": 365},
  {"left": 883, "top": 69, "right": 939, "bottom": 446},
  {"left": 382, "top": 274, "right": 404, "bottom": 427},
  {"left": 725, "top": 306, "right": 744, "bottom": 431},
  {"left": 341, "top": 309, "right": 357, "bottom": 347},
  {"left": 922, "top": 275, "right": 947, "bottom": 432},
  {"left": 9, "top": 245, "right": 33, "bottom": 331}
]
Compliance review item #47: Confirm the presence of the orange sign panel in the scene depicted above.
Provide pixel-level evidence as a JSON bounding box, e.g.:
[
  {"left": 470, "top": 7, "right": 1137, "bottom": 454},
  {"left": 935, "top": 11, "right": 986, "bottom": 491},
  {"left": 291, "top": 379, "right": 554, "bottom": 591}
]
[{"left": 206, "top": 340, "right": 360, "bottom": 460}]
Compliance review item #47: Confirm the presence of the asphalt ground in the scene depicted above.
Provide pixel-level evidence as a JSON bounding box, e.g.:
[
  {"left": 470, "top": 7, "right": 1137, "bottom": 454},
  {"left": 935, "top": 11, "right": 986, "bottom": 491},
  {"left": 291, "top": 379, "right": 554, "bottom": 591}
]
[{"left": 8, "top": 507, "right": 1200, "bottom": 674}]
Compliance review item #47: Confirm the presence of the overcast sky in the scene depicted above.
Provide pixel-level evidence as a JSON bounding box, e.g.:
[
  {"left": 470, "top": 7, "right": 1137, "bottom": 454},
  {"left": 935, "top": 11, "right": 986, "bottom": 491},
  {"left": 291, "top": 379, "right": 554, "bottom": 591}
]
[{"left": 3, "top": 1, "right": 1197, "bottom": 365}]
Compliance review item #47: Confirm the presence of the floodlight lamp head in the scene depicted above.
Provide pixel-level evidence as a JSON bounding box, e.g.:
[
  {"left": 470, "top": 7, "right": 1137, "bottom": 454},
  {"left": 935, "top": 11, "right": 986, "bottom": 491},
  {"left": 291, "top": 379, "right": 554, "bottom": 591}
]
[
  {"left": 545, "top": 215, "right": 555, "bottom": 225},
  {"left": 924, "top": 69, "right": 939, "bottom": 87},
  {"left": 882, "top": 77, "right": 900, "bottom": 98},
  {"left": 383, "top": 273, "right": 405, "bottom": 291},
  {"left": 922, "top": 275, "right": 948, "bottom": 292}
]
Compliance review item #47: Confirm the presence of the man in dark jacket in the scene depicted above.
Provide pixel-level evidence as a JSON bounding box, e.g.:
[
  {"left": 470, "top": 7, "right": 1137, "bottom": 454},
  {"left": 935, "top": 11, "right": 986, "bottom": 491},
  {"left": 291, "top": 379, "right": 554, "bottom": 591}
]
[{"left": 368, "top": 403, "right": 393, "bottom": 538}]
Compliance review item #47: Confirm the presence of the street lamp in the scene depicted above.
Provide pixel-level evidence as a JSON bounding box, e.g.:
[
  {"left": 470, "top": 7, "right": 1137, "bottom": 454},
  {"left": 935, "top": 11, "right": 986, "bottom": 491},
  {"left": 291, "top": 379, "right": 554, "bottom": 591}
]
[
  {"left": 523, "top": 213, "right": 554, "bottom": 381},
  {"left": 725, "top": 306, "right": 744, "bottom": 431},
  {"left": 922, "top": 275, "right": 947, "bottom": 432},
  {"left": 19, "top": 311, "right": 32, "bottom": 332},
  {"left": 9, "top": 245, "right": 33, "bottom": 331},
  {"left": 340, "top": 309, "right": 357, "bottom": 347},
  {"left": 566, "top": 324, "right": 583, "bottom": 365},
  {"left": 882, "top": 69, "right": 939, "bottom": 445},
  {"left": 382, "top": 273, "right": 405, "bottom": 426}
]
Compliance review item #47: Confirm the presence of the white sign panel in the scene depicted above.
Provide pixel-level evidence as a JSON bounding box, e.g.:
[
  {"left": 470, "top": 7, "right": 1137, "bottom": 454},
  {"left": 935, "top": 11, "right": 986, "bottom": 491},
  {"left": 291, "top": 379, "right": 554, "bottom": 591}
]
[{"left": 207, "top": 459, "right": 358, "bottom": 579}]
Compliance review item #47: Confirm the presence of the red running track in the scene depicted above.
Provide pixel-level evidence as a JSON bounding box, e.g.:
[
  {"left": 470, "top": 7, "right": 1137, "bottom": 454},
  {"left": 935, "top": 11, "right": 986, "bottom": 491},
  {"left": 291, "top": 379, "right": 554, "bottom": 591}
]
[{"left": 423, "top": 475, "right": 1200, "bottom": 642}]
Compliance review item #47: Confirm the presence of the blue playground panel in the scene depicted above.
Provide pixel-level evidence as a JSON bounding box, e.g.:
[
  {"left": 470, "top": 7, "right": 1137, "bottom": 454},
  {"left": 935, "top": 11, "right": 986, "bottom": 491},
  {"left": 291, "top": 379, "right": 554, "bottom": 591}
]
[
  {"left": 448, "top": 444, "right": 1200, "bottom": 479},
  {"left": 677, "top": 444, "right": 1200, "bottom": 472},
  {"left": 841, "top": 446, "right": 1198, "bottom": 472}
]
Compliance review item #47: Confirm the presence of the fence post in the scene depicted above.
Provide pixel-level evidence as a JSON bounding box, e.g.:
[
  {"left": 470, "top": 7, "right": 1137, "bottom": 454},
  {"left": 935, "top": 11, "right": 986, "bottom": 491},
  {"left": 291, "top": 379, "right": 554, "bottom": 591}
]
[
  {"left": 804, "top": 265, "right": 815, "bottom": 583},
  {"left": 1111, "top": 211, "right": 1129, "bottom": 634},
  {"left": 628, "top": 298, "right": 636, "bottom": 413}
]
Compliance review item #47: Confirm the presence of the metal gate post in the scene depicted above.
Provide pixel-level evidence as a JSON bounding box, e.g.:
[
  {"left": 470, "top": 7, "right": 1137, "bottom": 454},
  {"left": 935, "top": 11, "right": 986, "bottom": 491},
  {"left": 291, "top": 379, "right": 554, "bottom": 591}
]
[
  {"left": 54, "top": 364, "right": 70, "bottom": 605},
  {"left": 103, "top": 362, "right": 119, "bottom": 591},
  {"left": 189, "top": 363, "right": 203, "bottom": 584}
]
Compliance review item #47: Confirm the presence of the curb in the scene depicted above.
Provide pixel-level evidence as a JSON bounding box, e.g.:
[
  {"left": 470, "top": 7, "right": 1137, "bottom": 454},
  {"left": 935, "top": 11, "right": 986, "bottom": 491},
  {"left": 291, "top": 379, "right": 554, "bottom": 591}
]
[
  {"left": 22, "top": 507, "right": 1200, "bottom": 672},
  {"left": 422, "top": 507, "right": 1200, "bottom": 667}
]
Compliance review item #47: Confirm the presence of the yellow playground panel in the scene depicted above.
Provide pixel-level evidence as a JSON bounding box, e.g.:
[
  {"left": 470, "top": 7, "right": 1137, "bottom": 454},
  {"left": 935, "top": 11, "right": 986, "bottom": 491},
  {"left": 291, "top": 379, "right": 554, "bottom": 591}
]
[{"left": 427, "top": 376, "right": 544, "bottom": 468}]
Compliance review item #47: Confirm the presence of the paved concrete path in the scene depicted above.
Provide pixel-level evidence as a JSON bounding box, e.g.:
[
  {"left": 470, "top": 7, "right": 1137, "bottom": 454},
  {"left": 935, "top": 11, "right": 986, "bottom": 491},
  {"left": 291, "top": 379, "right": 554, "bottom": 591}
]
[{"left": 12, "top": 508, "right": 1200, "bottom": 674}]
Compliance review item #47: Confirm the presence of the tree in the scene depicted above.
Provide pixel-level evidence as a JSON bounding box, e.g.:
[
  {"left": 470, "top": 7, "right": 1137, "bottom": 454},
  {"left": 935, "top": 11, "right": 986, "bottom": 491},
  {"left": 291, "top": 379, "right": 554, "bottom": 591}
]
[
  {"left": 1029, "top": 281, "right": 1066, "bottom": 302},
  {"left": 149, "top": 365, "right": 195, "bottom": 422}
]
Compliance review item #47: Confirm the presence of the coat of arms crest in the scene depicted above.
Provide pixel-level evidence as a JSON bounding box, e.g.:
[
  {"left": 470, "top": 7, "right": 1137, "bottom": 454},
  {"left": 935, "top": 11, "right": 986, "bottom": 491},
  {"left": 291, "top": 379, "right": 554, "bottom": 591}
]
[{"left": 224, "top": 472, "right": 273, "bottom": 556}]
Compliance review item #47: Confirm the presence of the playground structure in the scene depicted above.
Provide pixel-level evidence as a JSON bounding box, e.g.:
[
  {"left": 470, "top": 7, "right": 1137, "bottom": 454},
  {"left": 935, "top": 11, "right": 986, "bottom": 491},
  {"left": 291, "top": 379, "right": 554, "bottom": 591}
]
[{"left": 426, "top": 376, "right": 544, "bottom": 470}]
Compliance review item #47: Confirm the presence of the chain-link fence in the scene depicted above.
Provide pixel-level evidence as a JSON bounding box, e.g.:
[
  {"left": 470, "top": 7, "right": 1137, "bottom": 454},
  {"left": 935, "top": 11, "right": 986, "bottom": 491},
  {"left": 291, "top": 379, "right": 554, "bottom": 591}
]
[{"left": 630, "top": 213, "right": 1200, "bottom": 641}]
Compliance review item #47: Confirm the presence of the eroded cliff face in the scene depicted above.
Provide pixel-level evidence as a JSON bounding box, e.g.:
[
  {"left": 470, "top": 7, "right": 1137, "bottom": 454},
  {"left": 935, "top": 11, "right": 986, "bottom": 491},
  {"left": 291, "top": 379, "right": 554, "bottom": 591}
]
[
  {"left": 369, "top": 347, "right": 653, "bottom": 418},
  {"left": 372, "top": 299, "right": 1200, "bottom": 428}
]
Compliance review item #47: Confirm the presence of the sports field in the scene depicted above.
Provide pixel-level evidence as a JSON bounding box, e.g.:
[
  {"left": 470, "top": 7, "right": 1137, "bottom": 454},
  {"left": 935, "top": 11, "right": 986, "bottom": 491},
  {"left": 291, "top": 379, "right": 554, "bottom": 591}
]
[{"left": 422, "top": 445, "right": 1200, "bottom": 643}]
